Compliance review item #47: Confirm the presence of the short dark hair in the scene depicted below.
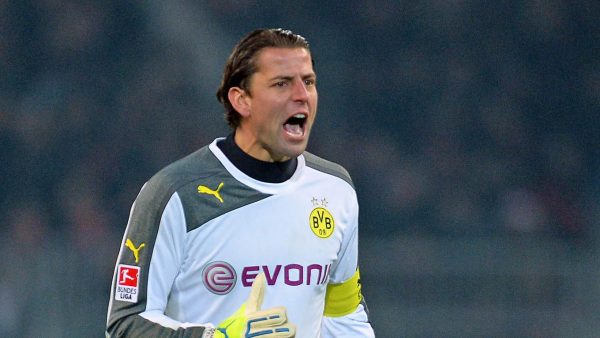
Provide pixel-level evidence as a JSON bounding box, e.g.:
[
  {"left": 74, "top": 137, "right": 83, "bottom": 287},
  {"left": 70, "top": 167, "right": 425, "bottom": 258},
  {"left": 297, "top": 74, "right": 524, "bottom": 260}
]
[{"left": 216, "top": 28, "right": 312, "bottom": 129}]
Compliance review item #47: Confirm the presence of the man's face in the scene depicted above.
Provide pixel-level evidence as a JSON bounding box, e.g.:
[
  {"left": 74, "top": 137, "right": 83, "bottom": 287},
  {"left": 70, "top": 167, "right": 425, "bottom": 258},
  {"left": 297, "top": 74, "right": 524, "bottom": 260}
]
[{"left": 236, "top": 47, "right": 318, "bottom": 162}]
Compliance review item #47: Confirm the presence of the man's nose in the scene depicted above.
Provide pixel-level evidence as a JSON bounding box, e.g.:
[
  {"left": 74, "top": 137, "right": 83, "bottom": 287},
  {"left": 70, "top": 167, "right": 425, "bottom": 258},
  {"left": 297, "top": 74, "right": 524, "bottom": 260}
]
[{"left": 292, "top": 79, "right": 310, "bottom": 101}]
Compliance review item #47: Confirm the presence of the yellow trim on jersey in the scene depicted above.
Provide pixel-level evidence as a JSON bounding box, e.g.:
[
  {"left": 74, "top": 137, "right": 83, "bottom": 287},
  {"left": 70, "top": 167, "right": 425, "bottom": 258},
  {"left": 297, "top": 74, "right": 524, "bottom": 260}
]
[{"left": 323, "top": 268, "right": 363, "bottom": 317}]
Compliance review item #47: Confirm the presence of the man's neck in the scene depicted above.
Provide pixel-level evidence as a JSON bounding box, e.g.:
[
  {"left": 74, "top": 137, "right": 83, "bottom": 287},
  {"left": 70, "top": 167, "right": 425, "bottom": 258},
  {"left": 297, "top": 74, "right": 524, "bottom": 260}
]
[{"left": 217, "top": 134, "right": 297, "bottom": 183}]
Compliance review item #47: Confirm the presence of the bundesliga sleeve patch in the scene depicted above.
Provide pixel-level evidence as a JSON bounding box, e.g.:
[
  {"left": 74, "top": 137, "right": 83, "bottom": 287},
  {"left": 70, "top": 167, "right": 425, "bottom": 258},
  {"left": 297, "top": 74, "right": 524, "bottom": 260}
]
[{"left": 115, "top": 264, "right": 140, "bottom": 303}]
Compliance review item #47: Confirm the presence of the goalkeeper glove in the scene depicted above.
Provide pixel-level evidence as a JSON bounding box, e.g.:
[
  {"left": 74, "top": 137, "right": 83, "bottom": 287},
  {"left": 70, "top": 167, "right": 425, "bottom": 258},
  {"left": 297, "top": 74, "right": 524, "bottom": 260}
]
[{"left": 213, "top": 273, "right": 296, "bottom": 338}]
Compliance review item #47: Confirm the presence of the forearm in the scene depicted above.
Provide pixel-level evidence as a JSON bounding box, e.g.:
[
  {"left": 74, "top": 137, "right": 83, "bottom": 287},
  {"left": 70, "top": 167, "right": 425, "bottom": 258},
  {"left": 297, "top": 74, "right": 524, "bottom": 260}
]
[{"left": 107, "top": 311, "right": 212, "bottom": 338}]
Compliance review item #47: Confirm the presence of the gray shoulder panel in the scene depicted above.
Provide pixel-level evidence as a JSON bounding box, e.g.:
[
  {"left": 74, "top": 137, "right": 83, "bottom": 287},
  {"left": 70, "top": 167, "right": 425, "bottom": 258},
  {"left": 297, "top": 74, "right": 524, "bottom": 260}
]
[
  {"left": 303, "top": 151, "right": 354, "bottom": 189},
  {"left": 156, "top": 146, "right": 271, "bottom": 232}
]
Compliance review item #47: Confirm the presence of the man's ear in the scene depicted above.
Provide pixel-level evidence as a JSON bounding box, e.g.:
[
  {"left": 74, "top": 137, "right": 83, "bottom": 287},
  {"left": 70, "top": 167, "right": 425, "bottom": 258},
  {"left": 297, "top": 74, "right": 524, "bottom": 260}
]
[{"left": 228, "top": 87, "right": 251, "bottom": 117}]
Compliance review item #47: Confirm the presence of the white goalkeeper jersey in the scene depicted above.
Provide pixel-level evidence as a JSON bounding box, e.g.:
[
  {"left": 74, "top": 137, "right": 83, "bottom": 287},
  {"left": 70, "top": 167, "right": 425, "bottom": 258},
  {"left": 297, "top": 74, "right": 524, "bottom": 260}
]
[{"left": 106, "top": 137, "right": 374, "bottom": 338}]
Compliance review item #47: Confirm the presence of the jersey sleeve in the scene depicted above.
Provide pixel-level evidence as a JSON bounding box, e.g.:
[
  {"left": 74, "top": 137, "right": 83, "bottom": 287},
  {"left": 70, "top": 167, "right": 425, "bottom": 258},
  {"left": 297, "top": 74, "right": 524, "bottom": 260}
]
[
  {"left": 321, "top": 304, "right": 375, "bottom": 337},
  {"left": 321, "top": 190, "right": 375, "bottom": 337},
  {"left": 106, "top": 178, "right": 213, "bottom": 337}
]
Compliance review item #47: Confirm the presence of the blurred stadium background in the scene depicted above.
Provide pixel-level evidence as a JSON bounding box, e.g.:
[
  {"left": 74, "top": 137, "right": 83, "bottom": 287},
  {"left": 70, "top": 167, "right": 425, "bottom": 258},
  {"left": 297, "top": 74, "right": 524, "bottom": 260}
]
[{"left": 1, "top": 1, "right": 598, "bottom": 337}]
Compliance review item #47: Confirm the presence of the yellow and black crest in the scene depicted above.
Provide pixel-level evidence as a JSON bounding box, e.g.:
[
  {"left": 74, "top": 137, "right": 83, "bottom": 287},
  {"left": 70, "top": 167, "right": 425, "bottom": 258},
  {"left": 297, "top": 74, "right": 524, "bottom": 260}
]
[{"left": 309, "top": 197, "right": 334, "bottom": 238}]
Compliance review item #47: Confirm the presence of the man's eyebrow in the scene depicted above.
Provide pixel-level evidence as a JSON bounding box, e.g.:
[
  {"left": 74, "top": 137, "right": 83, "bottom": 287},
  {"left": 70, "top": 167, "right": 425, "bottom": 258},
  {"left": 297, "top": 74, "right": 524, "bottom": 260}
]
[
  {"left": 268, "top": 73, "right": 316, "bottom": 81},
  {"left": 268, "top": 75, "right": 294, "bottom": 82}
]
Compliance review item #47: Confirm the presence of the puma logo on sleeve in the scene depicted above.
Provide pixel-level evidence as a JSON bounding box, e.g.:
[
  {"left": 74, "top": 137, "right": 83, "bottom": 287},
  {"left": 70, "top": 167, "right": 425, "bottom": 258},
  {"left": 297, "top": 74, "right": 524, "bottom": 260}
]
[{"left": 125, "top": 239, "right": 146, "bottom": 263}]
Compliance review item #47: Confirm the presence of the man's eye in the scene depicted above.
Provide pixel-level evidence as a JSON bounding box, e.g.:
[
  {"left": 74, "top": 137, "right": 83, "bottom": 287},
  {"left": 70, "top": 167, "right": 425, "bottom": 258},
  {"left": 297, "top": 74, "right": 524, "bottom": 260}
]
[
  {"left": 274, "top": 81, "right": 287, "bottom": 87},
  {"left": 304, "top": 79, "right": 316, "bottom": 86}
]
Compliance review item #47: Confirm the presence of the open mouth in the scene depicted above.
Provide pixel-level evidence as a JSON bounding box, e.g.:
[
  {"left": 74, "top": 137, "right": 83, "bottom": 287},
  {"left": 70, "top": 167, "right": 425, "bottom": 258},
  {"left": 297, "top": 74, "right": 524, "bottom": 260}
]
[{"left": 283, "top": 114, "right": 307, "bottom": 136}]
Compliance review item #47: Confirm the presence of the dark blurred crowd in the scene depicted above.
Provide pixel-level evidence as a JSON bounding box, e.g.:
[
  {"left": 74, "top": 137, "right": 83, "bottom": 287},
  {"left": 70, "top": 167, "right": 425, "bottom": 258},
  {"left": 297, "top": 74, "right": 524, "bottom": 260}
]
[{"left": 0, "top": 1, "right": 598, "bottom": 336}]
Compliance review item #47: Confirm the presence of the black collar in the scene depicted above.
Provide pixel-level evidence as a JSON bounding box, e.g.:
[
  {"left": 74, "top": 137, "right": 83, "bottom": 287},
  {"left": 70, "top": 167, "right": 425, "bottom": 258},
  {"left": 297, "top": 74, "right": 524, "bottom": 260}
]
[{"left": 217, "top": 134, "right": 298, "bottom": 183}]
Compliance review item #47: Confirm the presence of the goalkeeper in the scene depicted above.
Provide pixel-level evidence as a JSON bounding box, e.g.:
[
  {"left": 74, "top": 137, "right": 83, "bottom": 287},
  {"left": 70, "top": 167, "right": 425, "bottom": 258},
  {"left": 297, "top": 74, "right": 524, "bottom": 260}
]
[{"left": 106, "top": 28, "right": 375, "bottom": 337}]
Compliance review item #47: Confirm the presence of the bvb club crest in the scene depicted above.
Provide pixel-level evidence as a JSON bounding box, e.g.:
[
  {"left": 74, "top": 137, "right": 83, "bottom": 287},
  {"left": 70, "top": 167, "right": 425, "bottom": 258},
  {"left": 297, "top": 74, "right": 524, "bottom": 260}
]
[{"left": 309, "top": 197, "right": 335, "bottom": 238}]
